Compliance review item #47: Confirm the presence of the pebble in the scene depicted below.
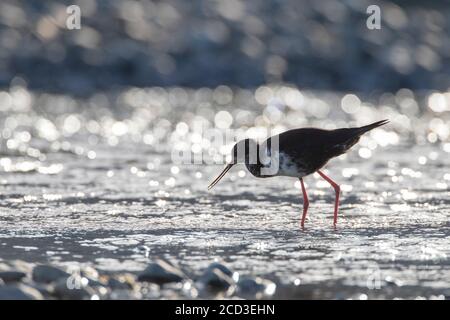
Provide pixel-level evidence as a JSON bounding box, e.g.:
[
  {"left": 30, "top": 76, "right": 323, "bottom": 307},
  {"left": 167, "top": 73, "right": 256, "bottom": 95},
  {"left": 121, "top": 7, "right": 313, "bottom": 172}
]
[
  {"left": 106, "top": 274, "right": 136, "bottom": 290},
  {"left": 197, "top": 262, "right": 239, "bottom": 293},
  {"left": 0, "top": 271, "right": 27, "bottom": 283},
  {"left": 198, "top": 268, "right": 235, "bottom": 292},
  {"left": 204, "top": 262, "right": 236, "bottom": 279},
  {"left": 24, "top": 283, "right": 53, "bottom": 299},
  {"left": 137, "top": 260, "right": 185, "bottom": 285},
  {"left": 32, "top": 265, "right": 70, "bottom": 284},
  {"left": 0, "top": 259, "right": 277, "bottom": 300},
  {"left": 237, "top": 277, "right": 277, "bottom": 298},
  {"left": 108, "top": 290, "right": 143, "bottom": 300},
  {"left": 80, "top": 266, "right": 99, "bottom": 280},
  {"left": 0, "top": 285, "right": 44, "bottom": 300},
  {"left": 51, "top": 276, "right": 100, "bottom": 300}
]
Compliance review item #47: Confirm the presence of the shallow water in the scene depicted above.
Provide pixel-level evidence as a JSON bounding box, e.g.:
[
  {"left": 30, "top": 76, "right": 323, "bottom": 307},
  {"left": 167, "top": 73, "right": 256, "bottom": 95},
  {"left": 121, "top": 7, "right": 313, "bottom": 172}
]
[{"left": 0, "top": 85, "right": 449, "bottom": 299}]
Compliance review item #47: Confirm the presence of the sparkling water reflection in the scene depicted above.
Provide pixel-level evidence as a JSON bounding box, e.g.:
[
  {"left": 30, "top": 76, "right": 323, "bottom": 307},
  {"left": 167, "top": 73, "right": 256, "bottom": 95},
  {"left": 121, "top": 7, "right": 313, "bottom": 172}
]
[{"left": 0, "top": 85, "right": 449, "bottom": 298}]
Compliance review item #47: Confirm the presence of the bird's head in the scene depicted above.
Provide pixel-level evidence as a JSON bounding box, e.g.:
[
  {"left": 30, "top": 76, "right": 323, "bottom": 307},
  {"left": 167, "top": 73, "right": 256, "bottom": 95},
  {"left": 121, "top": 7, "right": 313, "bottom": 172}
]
[
  {"left": 230, "top": 138, "right": 259, "bottom": 165},
  {"left": 208, "top": 138, "right": 258, "bottom": 190}
]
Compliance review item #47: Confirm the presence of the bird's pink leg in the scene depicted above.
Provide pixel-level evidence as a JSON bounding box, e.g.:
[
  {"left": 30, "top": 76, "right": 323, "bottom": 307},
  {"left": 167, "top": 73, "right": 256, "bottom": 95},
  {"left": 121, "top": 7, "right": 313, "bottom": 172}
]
[
  {"left": 317, "top": 170, "right": 340, "bottom": 226},
  {"left": 299, "top": 178, "right": 309, "bottom": 228}
]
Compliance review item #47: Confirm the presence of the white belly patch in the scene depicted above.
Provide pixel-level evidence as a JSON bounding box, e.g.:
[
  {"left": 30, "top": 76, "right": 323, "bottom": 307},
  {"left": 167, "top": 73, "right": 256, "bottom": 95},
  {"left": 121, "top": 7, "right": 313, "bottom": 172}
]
[{"left": 263, "top": 151, "right": 307, "bottom": 178}]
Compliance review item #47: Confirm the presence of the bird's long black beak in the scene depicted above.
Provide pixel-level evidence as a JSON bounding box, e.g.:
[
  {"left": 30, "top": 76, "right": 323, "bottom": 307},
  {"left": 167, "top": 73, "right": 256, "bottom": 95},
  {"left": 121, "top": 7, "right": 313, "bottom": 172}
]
[{"left": 208, "top": 164, "right": 234, "bottom": 190}]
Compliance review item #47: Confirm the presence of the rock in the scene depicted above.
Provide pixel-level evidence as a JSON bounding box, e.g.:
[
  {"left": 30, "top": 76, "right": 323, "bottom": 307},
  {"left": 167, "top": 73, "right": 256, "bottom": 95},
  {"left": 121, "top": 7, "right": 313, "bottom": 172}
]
[
  {"left": 108, "top": 290, "right": 142, "bottom": 300},
  {"left": 0, "top": 271, "right": 27, "bottom": 283},
  {"left": 198, "top": 262, "right": 238, "bottom": 294},
  {"left": 205, "top": 262, "right": 234, "bottom": 278},
  {"left": 138, "top": 282, "right": 162, "bottom": 299},
  {"left": 0, "top": 263, "right": 10, "bottom": 271},
  {"left": 51, "top": 276, "right": 99, "bottom": 300},
  {"left": 7, "top": 260, "right": 33, "bottom": 274},
  {"left": 106, "top": 274, "right": 136, "bottom": 290},
  {"left": 199, "top": 268, "right": 235, "bottom": 291},
  {"left": 137, "top": 260, "right": 185, "bottom": 285},
  {"left": 24, "top": 283, "right": 53, "bottom": 299},
  {"left": 205, "top": 262, "right": 239, "bottom": 281},
  {"left": 104, "top": 274, "right": 139, "bottom": 299},
  {"left": 32, "top": 265, "right": 70, "bottom": 284},
  {"left": 80, "top": 266, "right": 99, "bottom": 280},
  {"left": 181, "top": 280, "right": 199, "bottom": 299},
  {"left": 0, "top": 285, "right": 44, "bottom": 300},
  {"left": 237, "top": 277, "right": 277, "bottom": 299},
  {"left": 84, "top": 277, "right": 107, "bottom": 288}
]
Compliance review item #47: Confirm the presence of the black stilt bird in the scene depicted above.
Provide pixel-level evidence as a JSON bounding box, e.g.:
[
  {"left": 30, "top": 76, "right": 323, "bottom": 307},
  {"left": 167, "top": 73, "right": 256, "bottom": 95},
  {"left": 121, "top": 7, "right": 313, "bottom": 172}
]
[{"left": 208, "top": 120, "right": 389, "bottom": 228}]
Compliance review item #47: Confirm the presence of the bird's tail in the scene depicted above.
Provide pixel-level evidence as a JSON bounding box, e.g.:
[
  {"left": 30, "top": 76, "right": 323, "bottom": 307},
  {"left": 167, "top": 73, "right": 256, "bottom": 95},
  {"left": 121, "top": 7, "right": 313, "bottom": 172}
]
[
  {"left": 354, "top": 119, "right": 389, "bottom": 136},
  {"left": 327, "top": 119, "right": 389, "bottom": 157}
]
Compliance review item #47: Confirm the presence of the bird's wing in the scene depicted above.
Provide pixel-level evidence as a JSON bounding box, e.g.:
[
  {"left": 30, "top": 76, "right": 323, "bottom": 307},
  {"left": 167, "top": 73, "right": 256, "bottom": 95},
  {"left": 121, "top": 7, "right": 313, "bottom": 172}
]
[{"left": 262, "top": 128, "right": 337, "bottom": 173}]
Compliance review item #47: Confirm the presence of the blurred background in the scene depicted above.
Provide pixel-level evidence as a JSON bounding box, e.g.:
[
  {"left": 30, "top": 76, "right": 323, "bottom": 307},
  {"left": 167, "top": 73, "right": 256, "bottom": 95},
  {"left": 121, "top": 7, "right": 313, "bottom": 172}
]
[
  {"left": 0, "top": 0, "right": 449, "bottom": 300},
  {"left": 1, "top": 0, "right": 450, "bottom": 94}
]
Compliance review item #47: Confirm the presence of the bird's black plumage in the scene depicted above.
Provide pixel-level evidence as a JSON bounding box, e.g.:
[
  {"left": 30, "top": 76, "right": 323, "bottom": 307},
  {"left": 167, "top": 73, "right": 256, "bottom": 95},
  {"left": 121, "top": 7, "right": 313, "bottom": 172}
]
[{"left": 248, "top": 119, "right": 389, "bottom": 178}]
